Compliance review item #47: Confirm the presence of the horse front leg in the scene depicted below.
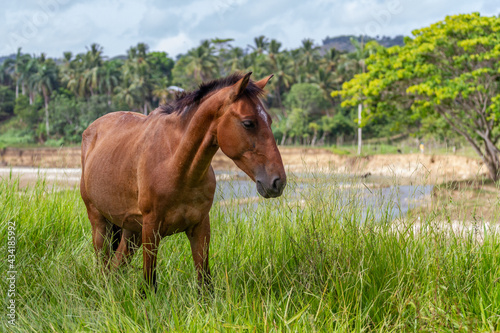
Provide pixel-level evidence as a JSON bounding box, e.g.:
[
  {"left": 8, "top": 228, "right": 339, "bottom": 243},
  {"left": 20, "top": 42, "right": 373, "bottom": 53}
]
[
  {"left": 142, "top": 216, "right": 161, "bottom": 292},
  {"left": 186, "top": 215, "right": 211, "bottom": 289}
]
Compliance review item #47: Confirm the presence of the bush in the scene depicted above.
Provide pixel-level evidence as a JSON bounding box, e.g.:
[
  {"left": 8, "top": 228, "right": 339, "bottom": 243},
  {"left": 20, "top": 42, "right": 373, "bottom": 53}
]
[
  {"left": 49, "top": 93, "right": 114, "bottom": 143},
  {"left": 44, "top": 138, "right": 64, "bottom": 147},
  {"left": 0, "top": 85, "right": 15, "bottom": 122}
]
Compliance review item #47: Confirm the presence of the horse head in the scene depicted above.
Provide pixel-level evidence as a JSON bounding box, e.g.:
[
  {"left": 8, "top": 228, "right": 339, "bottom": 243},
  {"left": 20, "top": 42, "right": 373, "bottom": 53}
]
[{"left": 216, "top": 72, "right": 286, "bottom": 198}]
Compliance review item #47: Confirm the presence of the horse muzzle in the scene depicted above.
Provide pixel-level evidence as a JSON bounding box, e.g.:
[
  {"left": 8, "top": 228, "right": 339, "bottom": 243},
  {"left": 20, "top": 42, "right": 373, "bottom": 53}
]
[{"left": 256, "top": 175, "right": 286, "bottom": 198}]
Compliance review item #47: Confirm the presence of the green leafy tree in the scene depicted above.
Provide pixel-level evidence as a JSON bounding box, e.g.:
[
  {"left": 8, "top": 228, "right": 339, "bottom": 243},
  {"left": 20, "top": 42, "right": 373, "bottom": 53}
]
[
  {"left": 285, "top": 83, "right": 329, "bottom": 118},
  {"left": 49, "top": 93, "right": 112, "bottom": 142},
  {"left": 14, "top": 94, "right": 38, "bottom": 126},
  {"left": 147, "top": 51, "right": 174, "bottom": 83},
  {"left": 308, "top": 122, "right": 320, "bottom": 146},
  {"left": 318, "top": 113, "right": 354, "bottom": 145},
  {"left": 337, "top": 13, "right": 500, "bottom": 180},
  {"left": 286, "top": 108, "right": 308, "bottom": 144}
]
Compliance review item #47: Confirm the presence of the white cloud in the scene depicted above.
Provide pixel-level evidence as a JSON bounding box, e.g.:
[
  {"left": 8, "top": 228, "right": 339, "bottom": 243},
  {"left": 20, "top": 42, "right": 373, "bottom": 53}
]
[
  {"left": 154, "top": 32, "right": 195, "bottom": 57},
  {"left": 0, "top": 0, "right": 498, "bottom": 57}
]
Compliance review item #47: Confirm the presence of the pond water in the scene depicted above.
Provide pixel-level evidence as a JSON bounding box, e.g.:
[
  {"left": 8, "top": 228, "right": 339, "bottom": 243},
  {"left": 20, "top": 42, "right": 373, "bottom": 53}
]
[
  {"left": 214, "top": 170, "right": 433, "bottom": 220},
  {"left": 0, "top": 167, "right": 433, "bottom": 220}
]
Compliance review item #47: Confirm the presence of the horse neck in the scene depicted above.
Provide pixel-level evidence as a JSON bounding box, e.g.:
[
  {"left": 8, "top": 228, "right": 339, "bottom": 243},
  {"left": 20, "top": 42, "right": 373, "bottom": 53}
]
[{"left": 170, "top": 99, "right": 222, "bottom": 182}]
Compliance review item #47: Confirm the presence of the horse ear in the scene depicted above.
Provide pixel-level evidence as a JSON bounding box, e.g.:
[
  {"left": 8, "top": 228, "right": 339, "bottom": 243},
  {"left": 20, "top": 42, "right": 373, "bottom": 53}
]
[
  {"left": 230, "top": 72, "right": 252, "bottom": 101},
  {"left": 255, "top": 74, "right": 274, "bottom": 89}
]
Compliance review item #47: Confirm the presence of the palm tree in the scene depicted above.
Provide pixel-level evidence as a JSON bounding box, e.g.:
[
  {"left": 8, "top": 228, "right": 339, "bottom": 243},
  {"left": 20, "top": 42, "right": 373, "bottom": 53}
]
[
  {"left": 11, "top": 49, "right": 22, "bottom": 98},
  {"left": 248, "top": 35, "right": 269, "bottom": 55},
  {"left": 268, "top": 39, "right": 282, "bottom": 61},
  {"left": 62, "top": 65, "right": 83, "bottom": 98},
  {"left": 289, "top": 48, "right": 303, "bottom": 82},
  {"left": 99, "top": 60, "right": 122, "bottom": 105},
  {"left": 258, "top": 39, "right": 291, "bottom": 110},
  {"left": 211, "top": 37, "right": 234, "bottom": 77},
  {"left": 22, "top": 56, "right": 39, "bottom": 104},
  {"left": 31, "top": 54, "right": 58, "bottom": 138},
  {"left": 83, "top": 43, "right": 104, "bottom": 97},
  {"left": 60, "top": 51, "right": 78, "bottom": 95},
  {"left": 320, "top": 48, "right": 341, "bottom": 76},
  {"left": 114, "top": 84, "right": 141, "bottom": 111},
  {"left": 152, "top": 77, "right": 171, "bottom": 105},
  {"left": 2, "top": 49, "right": 33, "bottom": 98},
  {"left": 298, "top": 39, "right": 320, "bottom": 79},
  {"left": 264, "top": 52, "right": 294, "bottom": 111},
  {"left": 224, "top": 46, "right": 244, "bottom": 73},
  {"left": 122, "top": 43, "right": 153, "bottom": 114},
  {"left": 185, "top": 40, "right": 217, "bottom": 83}
]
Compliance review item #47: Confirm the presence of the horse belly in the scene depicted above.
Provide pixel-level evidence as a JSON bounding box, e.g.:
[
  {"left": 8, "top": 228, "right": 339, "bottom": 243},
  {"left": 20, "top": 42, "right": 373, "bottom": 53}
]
[{"left": 83, "top": 145, "right": 142, "bottom": 229}]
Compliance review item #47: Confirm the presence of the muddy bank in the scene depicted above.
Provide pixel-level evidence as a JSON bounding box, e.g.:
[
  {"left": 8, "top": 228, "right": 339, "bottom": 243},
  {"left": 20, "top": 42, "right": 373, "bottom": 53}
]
[
  {"left": 0, "top": 146, "right": 487, "bottom": 184},
  {"left": 0, "top": 147, "right": 81, "bottom": 168}
]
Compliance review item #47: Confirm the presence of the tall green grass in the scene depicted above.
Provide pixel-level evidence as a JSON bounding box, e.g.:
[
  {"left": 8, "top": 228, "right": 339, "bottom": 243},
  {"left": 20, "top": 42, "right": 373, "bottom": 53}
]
[{"left": 1, "top": 173, "right": 499, "bottom": 332}]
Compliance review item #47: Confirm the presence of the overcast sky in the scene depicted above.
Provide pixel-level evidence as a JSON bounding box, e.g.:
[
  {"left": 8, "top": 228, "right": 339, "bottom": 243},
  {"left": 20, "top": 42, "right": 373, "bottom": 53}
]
[{"left": 1, "top": 0, "right": 498, "bottom": 58}]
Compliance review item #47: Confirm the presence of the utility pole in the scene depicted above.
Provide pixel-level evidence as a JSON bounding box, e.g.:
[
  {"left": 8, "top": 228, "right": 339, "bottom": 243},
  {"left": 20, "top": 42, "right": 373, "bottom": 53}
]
[
  {"left": 357, "top": 35, "right": 365, "bottom": 156},
  {"left": 358, "top": 103, "right": 362, "bottom": 155}
]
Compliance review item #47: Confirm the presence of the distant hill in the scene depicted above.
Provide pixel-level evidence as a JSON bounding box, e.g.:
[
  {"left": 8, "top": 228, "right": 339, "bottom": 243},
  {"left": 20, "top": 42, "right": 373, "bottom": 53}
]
[
  {"left": 109, "top": 55, "right": 127, "bottom": 61},
  {"left": 322, "top": 35, "right": 405, "bottom": 53},
  {"left": 0, "top": 54, "right": 17, "bottom": 65}
]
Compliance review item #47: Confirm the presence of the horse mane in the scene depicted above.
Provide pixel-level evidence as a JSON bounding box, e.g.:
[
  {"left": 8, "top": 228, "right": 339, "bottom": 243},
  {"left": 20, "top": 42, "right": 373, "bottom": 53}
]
[{"left": 156, "top": 73, "right": 264, "bottom": 115}]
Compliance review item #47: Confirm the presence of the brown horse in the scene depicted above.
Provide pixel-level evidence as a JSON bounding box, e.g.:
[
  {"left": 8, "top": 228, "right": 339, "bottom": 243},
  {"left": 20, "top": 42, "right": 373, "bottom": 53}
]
[{"left": 80, "top": 72, "right": 286, "bottom": 290}]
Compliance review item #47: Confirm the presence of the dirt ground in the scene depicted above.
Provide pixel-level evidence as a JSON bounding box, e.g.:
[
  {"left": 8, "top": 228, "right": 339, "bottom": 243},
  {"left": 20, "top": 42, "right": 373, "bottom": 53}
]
[
  {"left": 410, "top": 179, "right": 500, "bottom": 222},
  {"left": 0, "top": 146, "right": 489, "bottom": 184}
]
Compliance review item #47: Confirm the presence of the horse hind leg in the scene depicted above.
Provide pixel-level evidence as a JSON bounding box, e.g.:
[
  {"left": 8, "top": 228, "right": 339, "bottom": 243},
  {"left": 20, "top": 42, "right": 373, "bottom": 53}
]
[{"left": 111, "top": 229, "right": 142, "bottom": 269}]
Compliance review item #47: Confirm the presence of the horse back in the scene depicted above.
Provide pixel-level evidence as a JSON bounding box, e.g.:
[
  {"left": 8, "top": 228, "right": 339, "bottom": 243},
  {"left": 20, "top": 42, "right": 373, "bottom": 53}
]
[{"left": 82, "top": 111, "right": 147, "bottom": 168}]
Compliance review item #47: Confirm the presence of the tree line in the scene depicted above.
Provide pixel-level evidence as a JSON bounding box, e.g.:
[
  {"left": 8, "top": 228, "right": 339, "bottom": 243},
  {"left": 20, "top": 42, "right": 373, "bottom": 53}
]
[{"left": 0, "top": 35, "right": 399, "bottom": 146}]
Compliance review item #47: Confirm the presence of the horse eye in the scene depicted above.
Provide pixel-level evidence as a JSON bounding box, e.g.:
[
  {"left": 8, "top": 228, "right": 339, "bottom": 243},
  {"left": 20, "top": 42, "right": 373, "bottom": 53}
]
[{"left": 242, "top": 120, "right": 256, "bottom": 129}]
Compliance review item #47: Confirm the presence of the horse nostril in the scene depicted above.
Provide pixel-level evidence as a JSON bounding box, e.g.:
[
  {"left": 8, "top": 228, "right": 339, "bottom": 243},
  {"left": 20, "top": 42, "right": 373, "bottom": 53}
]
[{"left": 272, "top": 177, "right": 281, "bottom": 191}]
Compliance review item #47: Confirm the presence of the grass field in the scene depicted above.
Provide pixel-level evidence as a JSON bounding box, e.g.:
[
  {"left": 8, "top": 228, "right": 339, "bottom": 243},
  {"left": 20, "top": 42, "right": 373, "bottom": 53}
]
[{"left": 1, "top": 173, "right": 500, "bottom": 332}]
